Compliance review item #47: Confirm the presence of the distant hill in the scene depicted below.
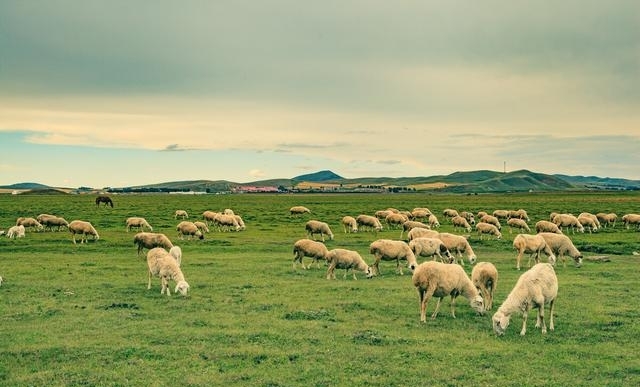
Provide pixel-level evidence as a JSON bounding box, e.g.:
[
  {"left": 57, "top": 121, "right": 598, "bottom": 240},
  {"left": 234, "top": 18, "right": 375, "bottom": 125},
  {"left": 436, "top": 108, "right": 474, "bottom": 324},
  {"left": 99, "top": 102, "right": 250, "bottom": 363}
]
[
  {"left": 439, "top": 169, "right": 574, "bottom": 193},
  {"left": 0, "top": 182, "right": 50, "bottom": 190},
  {"left": 555, "top": 174, "right": 640, "bottom": 190},
  {"left": 293, "top": 170, "right": 343, "bottom": 182}
]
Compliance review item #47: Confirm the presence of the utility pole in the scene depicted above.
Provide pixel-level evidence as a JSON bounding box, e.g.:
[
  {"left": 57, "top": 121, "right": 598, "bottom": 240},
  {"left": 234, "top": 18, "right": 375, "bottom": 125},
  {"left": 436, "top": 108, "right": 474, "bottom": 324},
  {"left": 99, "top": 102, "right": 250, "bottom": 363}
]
[{"left": 503, "top": 161, "right": 506, "bottom": 174}]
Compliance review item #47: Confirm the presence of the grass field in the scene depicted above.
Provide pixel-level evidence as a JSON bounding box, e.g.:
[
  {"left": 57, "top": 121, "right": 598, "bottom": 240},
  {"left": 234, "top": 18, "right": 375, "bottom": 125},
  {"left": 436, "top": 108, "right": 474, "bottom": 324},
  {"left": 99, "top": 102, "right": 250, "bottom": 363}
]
[{"left": 1, "top": 192, "right": 639, "bottom": 386}]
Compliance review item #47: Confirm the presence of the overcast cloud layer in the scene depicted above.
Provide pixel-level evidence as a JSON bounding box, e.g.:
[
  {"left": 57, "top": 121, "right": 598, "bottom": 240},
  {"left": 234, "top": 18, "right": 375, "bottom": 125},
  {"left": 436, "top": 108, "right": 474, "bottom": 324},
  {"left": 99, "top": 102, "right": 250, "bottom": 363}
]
[{"left": 1, "top": 1, "right": 639, "bottom": 187}]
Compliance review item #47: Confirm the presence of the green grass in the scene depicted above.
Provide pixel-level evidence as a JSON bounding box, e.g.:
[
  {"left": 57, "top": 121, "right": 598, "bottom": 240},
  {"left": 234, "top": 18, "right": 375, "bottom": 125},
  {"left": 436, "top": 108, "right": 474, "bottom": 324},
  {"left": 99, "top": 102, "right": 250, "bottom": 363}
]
[{"left": 1, "top": 192, "right": 639, "bottom": 386}]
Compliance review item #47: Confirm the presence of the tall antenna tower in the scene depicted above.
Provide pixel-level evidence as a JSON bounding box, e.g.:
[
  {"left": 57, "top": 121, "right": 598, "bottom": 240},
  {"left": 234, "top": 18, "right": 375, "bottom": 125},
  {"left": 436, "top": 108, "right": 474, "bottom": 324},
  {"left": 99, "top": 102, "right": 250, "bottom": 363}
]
[{"left": 503, "top": 161, "right": 506, "bottom": 173}]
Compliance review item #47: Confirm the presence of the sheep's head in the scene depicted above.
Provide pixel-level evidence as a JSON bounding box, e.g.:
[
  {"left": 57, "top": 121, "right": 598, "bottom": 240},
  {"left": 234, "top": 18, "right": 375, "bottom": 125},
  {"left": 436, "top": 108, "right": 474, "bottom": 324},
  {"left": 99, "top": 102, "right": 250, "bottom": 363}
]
[
  {"left": 469, "top": 254, "right": 477, "bottom": 265},
  {"left": 548, "top": 254, "right": 557, "bottom": 267},
  {"left": 175, "top": 280, "right": 190, "bottom": 296},
  {"left": 492, "top": 311, "right": 510, "bottom": 336},
  {"left": 365, "top": 266, "right": 374, "bottom": 279},
  {"left": 471, "top": 295, "right": 485, "bottom": 316},
  {"left": 573, "top": 254, "right": 583, "bottom": 267}
]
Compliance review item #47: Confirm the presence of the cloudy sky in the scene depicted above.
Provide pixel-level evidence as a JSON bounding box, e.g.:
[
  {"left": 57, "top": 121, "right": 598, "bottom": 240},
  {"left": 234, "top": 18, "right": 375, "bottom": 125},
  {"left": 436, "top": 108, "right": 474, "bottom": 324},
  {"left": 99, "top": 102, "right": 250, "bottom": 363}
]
[{"left": 1, "top": 1, "right": 639, "bottom": 188}]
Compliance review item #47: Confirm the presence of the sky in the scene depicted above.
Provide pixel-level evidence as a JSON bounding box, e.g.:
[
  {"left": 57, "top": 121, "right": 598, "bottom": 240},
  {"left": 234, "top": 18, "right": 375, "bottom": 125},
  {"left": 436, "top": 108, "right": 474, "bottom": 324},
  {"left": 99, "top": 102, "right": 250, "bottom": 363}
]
[{"left": 1, "top": 1, "right": 639, "bottom": 188}]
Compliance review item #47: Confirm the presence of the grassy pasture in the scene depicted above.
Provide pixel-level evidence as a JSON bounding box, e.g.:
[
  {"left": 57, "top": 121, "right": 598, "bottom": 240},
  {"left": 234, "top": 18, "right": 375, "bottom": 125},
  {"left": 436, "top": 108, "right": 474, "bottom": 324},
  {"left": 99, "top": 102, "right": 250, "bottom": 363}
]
[{"left": 0, "top": 192, "right": 639, "bottom": 386}]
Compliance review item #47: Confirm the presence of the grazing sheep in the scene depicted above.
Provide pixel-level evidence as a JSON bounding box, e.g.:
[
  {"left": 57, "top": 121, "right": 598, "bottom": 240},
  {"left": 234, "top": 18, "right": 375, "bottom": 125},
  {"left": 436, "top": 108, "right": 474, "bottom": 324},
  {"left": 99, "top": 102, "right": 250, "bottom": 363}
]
[
  {"left": 436, "top": 233, "right": 477, "bottom": 265},
  {"left": 407, "top": 227, "right": 439, "bottom": 241},
  {"left": 471, "top": 262, "right": 498, "bottom": 311},
  {"left": 596, "top": 212, "right": 617, "bottom": 228},
  {"left": 538, "top": 232, "right": 583, "bottom": 267},
  {"left": 507, "top": 218, "right": 530, "bottom": 234},
  {"left": 305, "top": 220, "right": 334, "bottom": 242},
  {"left": 451, "top": 215, "right": 472, "bottom": 233},
  {"left": 476, "top": 211, "right": 488, "bottom": 219},
  {"left": 176, "top": 221, "right": 204, "bottom": 240},
  {"left": 68, "top": 220, "right": 99, "bottom": 244},
  {"left": 492, "top": 263, "right": 557, "bottom": 336},
  {"left": 36, "top": 213, "right": 55, "bottom": 223},
  {"left": 169, "top": 245, "right": 182, "bottom": 267},
  {"left": 292, "top": 238, "right": 329, "bottom": 270},
  {"left": 341, "top": 216, "right": 358, "bottom": 233},
  {"left": 577, "top": 214, "right": 599, "bottom": 234},
  {"left": 16, "top": 217, "right": 43, "bottom": 232},
  {"left": 401, "top": 220, "right": 430, "bottom": 239},
  {"left": 459, "top": 211, "right": 476, "bottom": 225},
  {"left": 369, "top": 239, "right": 418, "bottom": 275},
  {"left": 146, "top": 247, "right": 190, "bottom": 296},
  {"left": 427, "top": 214, "right": 441, "bottom": 228},
  {"left": 374, "top": 209, "right": 393, "bottom": 220},
  {"left": 411, "top": 208, "right": 432, "bottom": 220},
  {"left": 193, "top": 221, "right": 210, "bottom": 234},
  {"left": 412, "top": 261, "right": 485, "bottom": 322},
  {"left": 325, "top": 248, "right": 373, "bottom": 280},
  {"left": 442, "top": 209, "right": 459, "bottom": 219},
  {"left": 492, "top": 210, "right": 510, "bottom": 220},
  {"left": 512, "top": 234, "right": 556, "bottom": 271},
  {"left": 549, "top": 212, "right": 560, "bottom": 221},
  {"left": 234, "top": 215, "right": 246, "bottom": 231},
  {"left": 622, "top": 213, "right": 640, "bottom": 230},
  {"left": 475, "top": 222, "right": 502, "bottom": 240},
  {"left": 509, "top": 209, "right": 530, "bottom": 221},
  {"left": 552, "top": 214, "right": 584, "bottom": 234},
  {"left": 290, "top": 206, "right": 311, "bottom": 216},
  {"left": 213, "top": 213, "right": 241, "bottom": 232},
  {"left": 39, "top": 215, "right": 69, "bottom": 231},
  {"left": 578, "top": 212, "right": 601, "bottom": 229},
  {"left": 174, "top": 210, "right": 189, "bottom": 219},
  {"left": 479, "top": 214, "right": 501, "bottom": 230},
  {"left": 408, "top": 237, "right": 453, "bottom": 263},
  {"left": 223, "top": 208, "right": 235, "bottom": 216},
  {"left": 535, "top": 220, "right": 563, "bottom": 234},
  {"left": 7, "top": 225, "right": 26, "bottom": 239},
  {"left": 125, "top": 217, "right": 153, "bottom": 232},
  {"left": 385, "top": 213, "right": 408, "bottom": 229},
  {"left": 202, "top": 210, "right": 219, "bottom": 226},
  {"left": 133, "top": 232, "right": 174, "bottom": 256},
  {"left": 356, "top": 214, "right": 383, "bottom": 232}
]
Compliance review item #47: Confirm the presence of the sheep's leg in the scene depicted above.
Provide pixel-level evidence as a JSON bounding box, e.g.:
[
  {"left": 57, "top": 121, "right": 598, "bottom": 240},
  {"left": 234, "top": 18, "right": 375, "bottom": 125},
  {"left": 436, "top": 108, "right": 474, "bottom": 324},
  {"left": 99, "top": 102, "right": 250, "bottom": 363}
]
[
  {"left": 397, "top": 260, "right": 404, "bottom": 276},
  {"left": 326, "top": 262, "right": 336, "bottom": 280},
  {"left": 431, "top": 297, "right": 443, "bottom": 319},
  {"left": 520, "top": 304, "right": 531, "bottom": 336},
  {"left": 449, "top": 295, "right": 457, "bottom": 318},
  {"left": 517, "top": 250, "right": 524, "bottom": 270},
  {"left": 419, "top": 289, "right": 434, "bottom": 323},
  {"left": 147, "top": 271, "right": 152, "bottom": 290},
  {"left": 548, "top": 298, "right": 555, "bottom": 332}
]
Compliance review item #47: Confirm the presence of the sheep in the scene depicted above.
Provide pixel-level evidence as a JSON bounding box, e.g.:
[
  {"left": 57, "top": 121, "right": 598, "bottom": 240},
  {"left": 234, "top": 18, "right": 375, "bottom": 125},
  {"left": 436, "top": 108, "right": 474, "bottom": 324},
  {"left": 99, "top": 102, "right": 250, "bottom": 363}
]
[
  {"left": 577, "top": 214, "right": 599, "bottom": 234},
  {"left": 325, "top": 248, "right": 373, "bottom": 280},
  {"left": 479, "top": 214, "right": 501, "bottom": 230},
  {"left": 507, "top": 218, "right": 531, "bottom": 234},
  {"left": 174, "top": 210, "right": 189, "bottom": 219},
  {"left": 146, "top": 247, "right": 190, "bottom": 296},
  {"left": 408, "top": 237, "right": 453, "bottom": 263},
  {"left": 290, "top": 206, "right": 311, "bottom": 216},
  {"left": 193, "top": 221, "right": 210, "bottom": 234},
  {"left": 442, "top": 208, "right": 459, "bottom": 219},
  {"left": 476, "top": 211, "right": 488, "bottom": 219},
  {"left": 411, "top": 208, "right": 432, "bottom": 221},
  {"left": 369, "top": 239, "right": 418, "bottom": 276},
  {"left": 475, "top": 222, "right": 502, "bottom": 240},
  {"left": 471, "top": 262, "right": 498, "bottom": 311},
  {"left": 68, "top": 220, "right": 99, "bottom": 244},
  {"left": 305, "top": 220, "right": 334, "bottom": 242},
  {"left": 451, "top": 215, "right": 472, "bottom": 233},
  {"left": 356, "top": 214, "right": 383, "bottom": 232},
  {"left": 622, "top": 213, "right": 640, "bottom": 230},
  {"left": 492, "top": 210, "right": 510, "bottom": 220},
  {"left": 459, "top": 211, "right": 476, "bottom": 225},
  {"left": 169, "top": 245, "right": 182, "bottom": 267},
  {"left": 374, "top": 209, "right": 393, "bottom": 220},
  {"left": 202, "top": 210, "right": 219, "bottom": 226},
  {"left": 492, "top": 263, "right": 557, "bottom": 336},
  {"left": 385, "top": 213, "right": 408, "bottom": 229},
  {"left": 407, "top": 227, "right": 439, "bottom": 241},
  {"left": 535, "top": 220, "right": 563, "bottom": 234},
  {"left": 176, "top": 221, "right": 204, "bottom": 240},
  {"left": 436, "top": 232, "right": 477, "bottom": 265},
  {"left": 538, "top": 232, "right": 583, "bottom": 267},
  {"left": 292, "top": 238, "right": 329, "bottom": 270},
  {"left": 427, "top": 214, "right": 441, "bottom": 228},
  {"left": 125, "top": 217, "right": 153, "bottom": 232},
  {"left": 223, "top": 208, "right": 235, "bottom": 216},
  {"left": 509, "top": 209, "right": 530, "bottom": 222},
  {"left": 412, "top": 261, "right": 485, "bottom": 322},
  {"left": 36, "top": 213, "right": 56, "bottom": 223},
  {"left": 552, "top": 214, "right": 584, "bottom": 234},
  {"left": 7, "top": 225, "right": 26, "bottom": 239},
  {"left": 234, "top": 215, "right": 246, "bottom": 231},
  {"left": 213, "top": 213, "right": 241, "bottom": 232},
  {"left": 596, "top": 212, "right": 617, "bottom": 228},
  {"left": 512, "top": 234, "right": 556, "bottom": 271},
  {"left": 39, "top": 215, "right": 68, "bottom": 231},
  {"left": 16, "top": 217, "right": 43, "bottom": 232},
  {"left": 578, "top": 212, "right": 601, "bottom": 229},
  {"left": 401, "top": 220, "right": 430, "bottom": 239},
  {"left": 133, "top": 232, "right": 174, "bottom": 256},
  {"left": 341, "top": 216, "right": 358, "bottom": 233}
]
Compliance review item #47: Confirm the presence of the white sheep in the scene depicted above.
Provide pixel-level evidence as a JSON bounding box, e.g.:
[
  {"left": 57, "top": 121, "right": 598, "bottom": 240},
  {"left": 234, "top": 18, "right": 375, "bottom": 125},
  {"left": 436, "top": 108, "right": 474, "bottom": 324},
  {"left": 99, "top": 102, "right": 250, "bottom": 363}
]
[
  {"left": 169, "top": 245, "right": 182, "bottom": 266},
  {"left": 622, "top": 213, "right": 640, "bottom": 230},
  {"left": 213, "top": 213, "right": 241, "bottom": 232},
  {"left": 355, "top": 214, "right": 383, "bottom": 232},
  {"left": 125, "top": 217, "right": 153, "bottom": 232},
  {"left": 535, "top": 220, "right": 563, "bottom": 234},
  {"left": 577, "top": 214, "right": 599, "bottom": 234},
  {"left": 512, "top": 234, "right": 556, "bottom": 271},
  {"left": 325, "top": 248, "right": 373, "bottom": 280},
  {"left": 552, "top": 213, "right": 584, "bottom": 234},
  {"left": 133, "top": 232, "right": 174, "bottom": 256},
  {"left": 475, "top": 222, "right": 502, "bottom": 240},
  {"left": 578, "top": 212, "right": 601, "bottom": 229},
  {"left": 16, "top": 217, "right": 43, "bottom": 232},
  {"left": 174, "top": 210, "right": 189, "bottom": 219},
  {"left": 68, "top": 220, "right": 99, "bottom": 244},
  {"left": 202, "top": 210, "right": 219, "bottom": 226},
  {"left": 442, "top": 208, "right": 459, "bottom": 219},
  {"left": 234, "top": 215, "right": 246, "bottom": 231},
  {"left": 223, "top": 208, "right": 235, "bottom": 216},
  {"left": 7, "top": 225, "right": 26, "bottom": 239},
  {"left": 479, "top": 214, "right": 502, "bottom": 230},
  {"left": 492, "top": 263, "right": 557, "bottom": 336},
  {"left": 400, "top": 220, "right": 430, "bottom": 239},
  {"left": 305, "top": 220, "right": 334, "bottom": 242},
  {"left": 428, "top": 214, "right": 441, "bottom": 228},
  {"left": 507, "top": 218, "right": 531, "bottom": 234},
  {"left": 341, "top": 216, "right": 358, "bottom": 233},
  {"left": 193, "top": 221, "right": 210, "bottom": 234},
  {"left": 146, "top": 247, "right": 190, "bottom": 296},
  {"left": 436, "top": 232, "right": 477, "bottom": 265},
  {"left": 407, "top": 227, "right": 439, "bottom": 241},
  {"left": 596, "top": 212, "right": 617, "bottom": 228},
  {"left": 290, "top": 206, "right": 311, "bottom": 216},
  {"left": 511, "top": 209, "right": 530, "bottom": 221},
  {"left": 176, "top": 221, "right": 204, "bottom": 240},
  {"left": 451, "top": 215, "right": 472, "bottom": 233},
  {"left": 39, "top": 215, "right": 68, "bottom": 231},
  {"left": 374, "top": 209, "right": 393, "bottom": 220},
  {"left": 408, "top": 237, "right": 453, "bottom": 263},
  {"left": 459, "top": 211, "right": 476, "bottom": 225},
  {"left": 412, "top": 260, "right": 485, "bottom": 322},
  {"left": 411, "top": 208, "right": 432, "bottom": 220},
  {"left": 292, "top": 238, "right": 330, "bottom": 270},
  {"left": 538, "top": 232, "right": 583, "bottom": 267},
  {"left": 385, "top": 213, "right": 408, "bottom": 229},
  {"left": 471, "top": 262, "right": 498, "bottom": 311},
  {"left": 369, "top": 239, "right": 418, "bottom": 276},
  {"left": 492, "top": 210, "right": 510, "bottom": 220}
]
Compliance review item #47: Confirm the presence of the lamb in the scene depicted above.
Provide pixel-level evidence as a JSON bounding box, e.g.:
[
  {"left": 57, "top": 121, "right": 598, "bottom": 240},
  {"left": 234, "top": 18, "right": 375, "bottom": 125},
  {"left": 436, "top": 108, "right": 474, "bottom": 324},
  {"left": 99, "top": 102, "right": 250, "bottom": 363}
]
[
  {"left": 7, "top": 225, "right": 26, "bottom": 239},
  {"left": 213, "top": 213, "right": 241, "bottom": 232},
  {"left": 146, "top": 247, "right": 190, "bottom": 296},
  {"left": 596, "top": 212, "right": 617, "bottom": 228},
  {"left": 305, "top": 220, "right": 334, "bottom": 242},
  {"left": 341, "top": 216, "right": 358, "bottom": 233},
  {"left": 356, "top": 214, "right": 383, "bottom": 232},
  {"left": 471, "top": 262, "right": 498, "bottom": 311},
  {"left": 512, "top": 234, "right": 556, "bottom": 271},
  {"left": 39, "top": 215, "right": 68, "bottom": 231},
  {"left": 538, "top": 232, "right": 583, "bottom": 267},
  {"left": 577, "top": 214, "right": 599, "bottom": 234},
  {"left": 289, "top": 206, "right": 311, "bottom": 216},
  {"left": 325, "top": 248, "right": 373, "bottom": 280},
  {"left": 16, "top": 217, "right": 43, "bottom": 232},
  {"left": 408, "top": 237, "right": 453, "bottom": 263},
  {"left": 412, "top": 261, "right": 485, "bottom": 322},
  {"left": 193, "top": 221, "right": 210, "bottom": 234},
  {"left": 68, "top": 220, "right": 99, "bottom": 244},
  {"left": 492, "top": 263, "right": 557, "bottom": 336},
  {"left": 369, "top": 239, "right": 418, "bottom": 275},
  {"left": 174, "top": 210, "right": 189, "bottom": 219},
  {"left": 479, "top": 214, "right": 501, "bottom": 230},
  {"left": 451, "top": 215, "right": 472, "bottom": 233},
  {"left": 552, "top": 213, "right": 584, "bottom": 234},
  {"left": 442, "top": 208, "right": 459, "bottom": 219},
  {"left": 176, "top": 221, "right": 204, "bottom": 240},
  {"left": 133, "top": 232, "right": 174, "bottom": 256},
  {"left": 507, "top": 218, "right": 530, "bottom": 234},
  {"left": 292, "top": 238, "right": 329, "bottom": 269},
  {"left": 125, "top": 217, "right": 153, "bottom": 232},
  {"left": 401, "top": 220, "right": 430, "bottom": 239},
  {"left": 407, "top": 227, "right": 439, "bottom": 241},
  {"left": 475, "top": 222, "right": 502, "bottom": 240},
  {"left": 436, "top": 232, "right": 477, "bottom": 265},
  {"left": 535, "top": 220, "right": 563, "bottom": 234},
  {"left": 622, "top": 213, "right": 640, "bottom": 230}
]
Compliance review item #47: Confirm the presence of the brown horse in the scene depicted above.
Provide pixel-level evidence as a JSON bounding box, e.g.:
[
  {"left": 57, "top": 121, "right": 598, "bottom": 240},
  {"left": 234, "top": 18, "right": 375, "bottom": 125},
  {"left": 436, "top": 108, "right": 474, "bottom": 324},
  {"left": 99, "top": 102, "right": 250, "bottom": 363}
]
[{"left": 95, "top": 195, "right": 114, "bottom": 208}]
